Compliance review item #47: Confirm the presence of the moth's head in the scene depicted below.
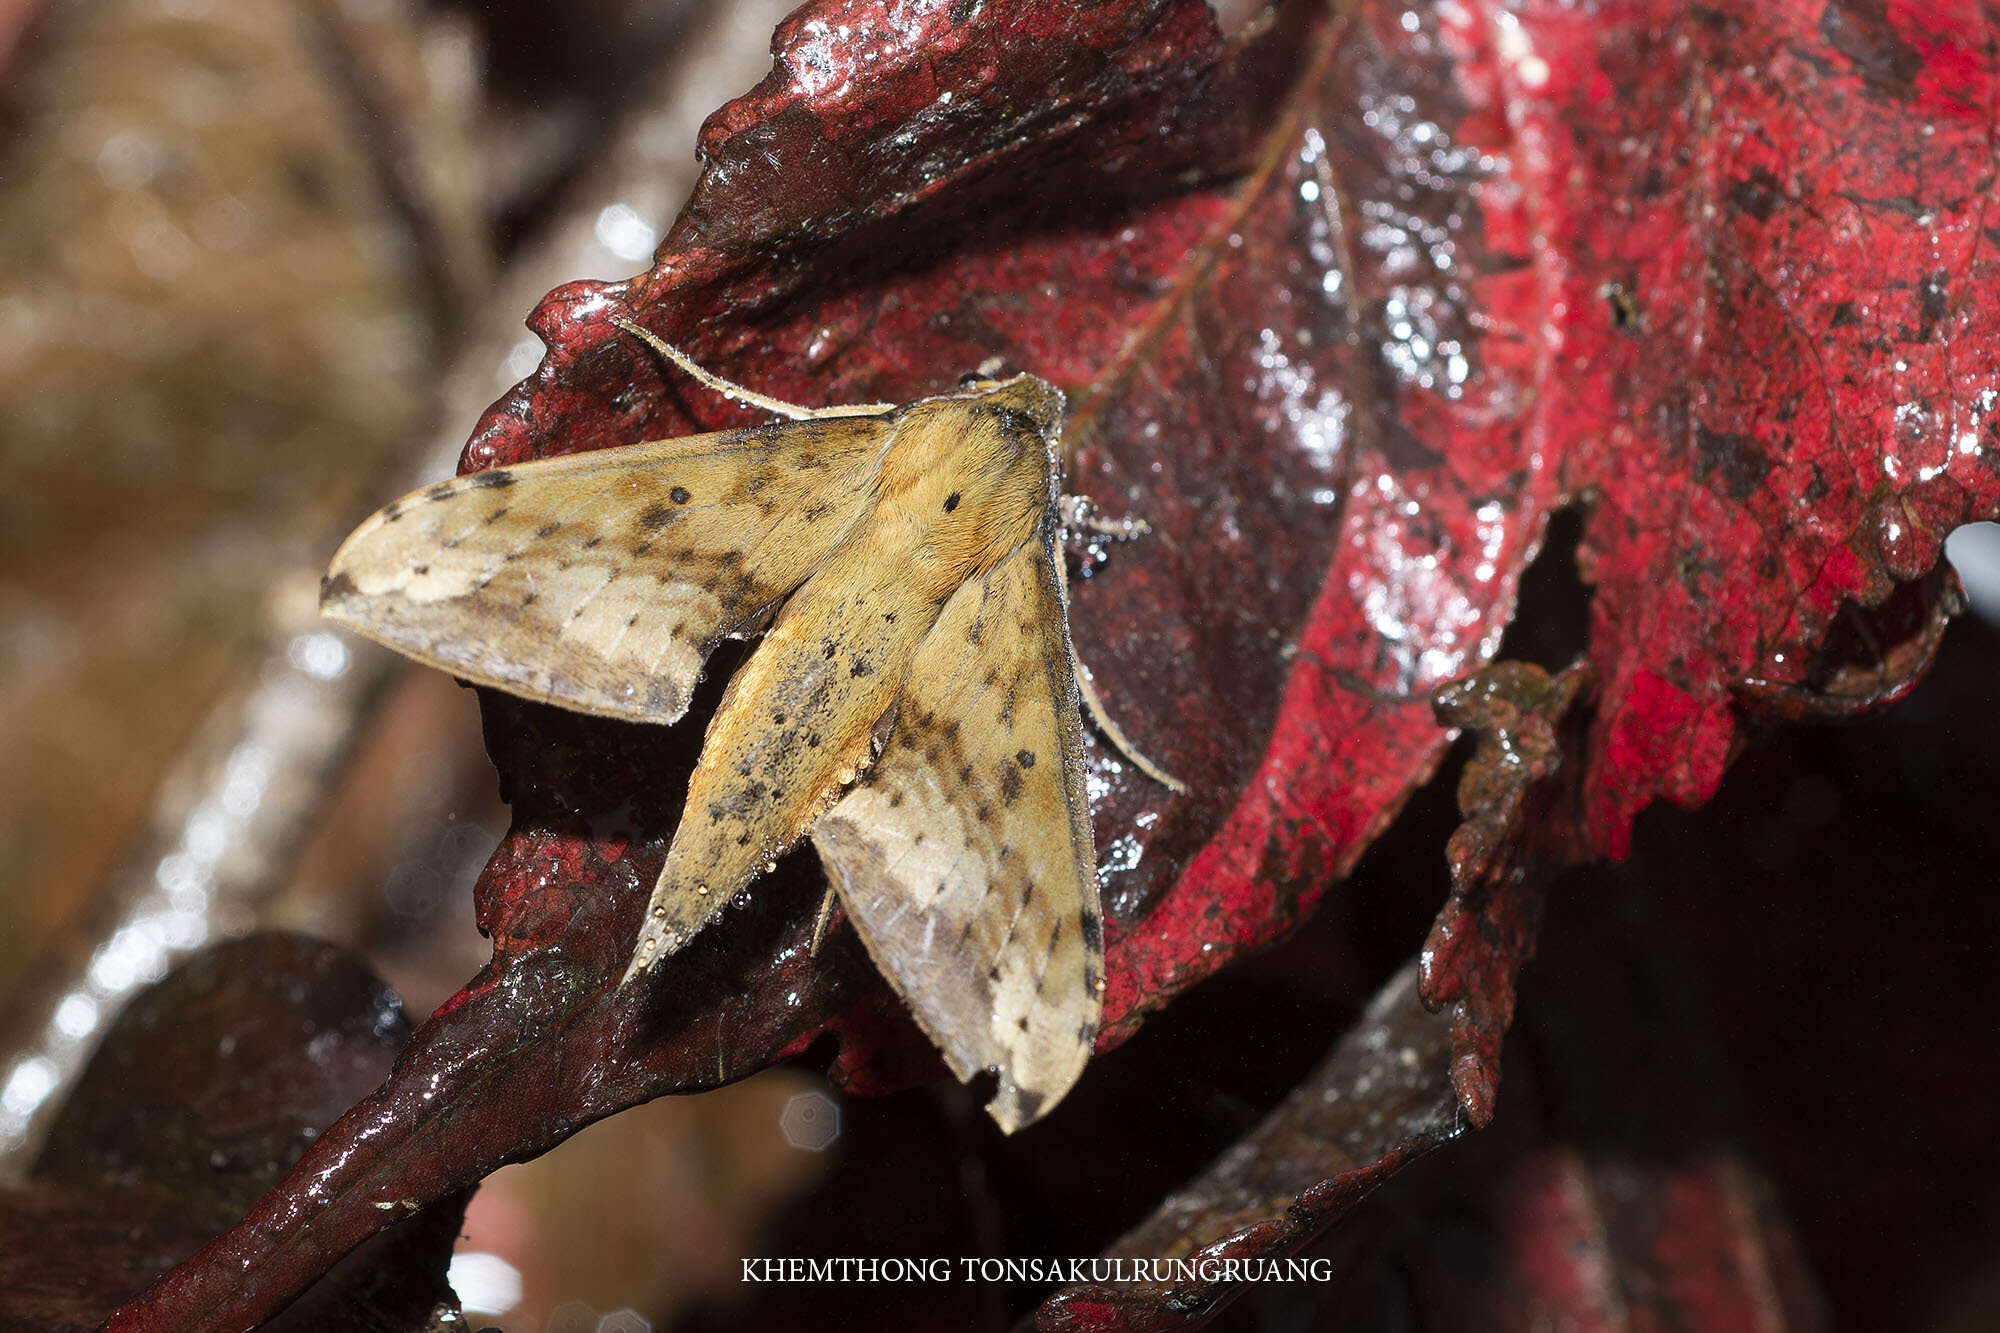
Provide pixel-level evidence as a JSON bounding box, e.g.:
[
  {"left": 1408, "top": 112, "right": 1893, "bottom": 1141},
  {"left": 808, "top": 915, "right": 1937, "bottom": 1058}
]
[{"left": 950, "top": 371, "right": 1066, "bottom": 442}]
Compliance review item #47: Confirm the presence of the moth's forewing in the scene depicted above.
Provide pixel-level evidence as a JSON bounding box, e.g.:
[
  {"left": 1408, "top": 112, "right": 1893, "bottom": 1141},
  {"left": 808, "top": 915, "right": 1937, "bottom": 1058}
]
[
  {"left": 621, "top": 378, "right": 1070, "bottom": 982},
  {"left": 622, "top": 531, "right": 948, "bottom": 975},
  {"left": 813, "top": 530, "right": 1103, "bottom": 1132},
  {"left": 320, "top": 416, "right": 892, "bottom": 724}
]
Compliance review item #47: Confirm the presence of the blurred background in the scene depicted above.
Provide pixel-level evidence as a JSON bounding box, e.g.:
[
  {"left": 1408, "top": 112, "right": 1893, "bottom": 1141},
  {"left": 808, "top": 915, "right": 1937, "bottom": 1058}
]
[
  {"left": 0, "top": 1, "right": 834, "bottom": 1326},
  {"left": 3, "top": 1, "right": 2000, "bottom": 1330}
]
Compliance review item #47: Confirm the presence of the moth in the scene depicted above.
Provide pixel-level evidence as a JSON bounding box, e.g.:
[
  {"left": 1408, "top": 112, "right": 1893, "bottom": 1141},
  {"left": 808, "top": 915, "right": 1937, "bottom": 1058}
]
[{"left": 321, "top": 316, "right": 1178, "bottom": 1131}]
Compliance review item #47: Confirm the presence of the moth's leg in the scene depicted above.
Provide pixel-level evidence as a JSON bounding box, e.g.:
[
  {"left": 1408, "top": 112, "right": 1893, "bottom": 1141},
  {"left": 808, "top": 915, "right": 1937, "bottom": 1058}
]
[
  {"left": 1070, "top": 649, "right": 1187, "bottom": 794},
  {"left": 1060, "top": 494, "right": 1157, "bottom": 582},
  {"left": 809, "top": 886, "right": 839, "bottom": 956},
  {"left": 957, "top": 355, "right": 1009, "bottom": 384},
  {"left": 1059, "top": 493, "right": 1152, "bottom": 547},
  {"left": 613, "top": 315, "right": 896, "bottom": 421},
  {"left": 1051, "top": 509, "right": 1184, "bottom": 793}
]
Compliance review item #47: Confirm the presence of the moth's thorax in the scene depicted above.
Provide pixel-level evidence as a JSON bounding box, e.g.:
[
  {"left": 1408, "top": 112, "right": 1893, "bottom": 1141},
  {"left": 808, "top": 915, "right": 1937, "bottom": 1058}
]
[{"left": 869, "top": 376, "right": 1064, "bottom": 601}]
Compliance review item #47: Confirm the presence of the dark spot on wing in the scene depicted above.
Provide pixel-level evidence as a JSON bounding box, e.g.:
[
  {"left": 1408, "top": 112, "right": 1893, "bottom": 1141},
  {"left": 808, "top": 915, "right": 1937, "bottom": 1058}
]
[
  {"left": 671, "top": 486, "right": 691, "bottom": 504},
  {"left": 485, "top": 507, "right": 510, "bottom": 524},
  {"left": 471, "top": 470, "right": 516, "bottom": 489},
  {"left": 849, "top": 659, "right": 872, "bottom": 678},
  {"left": 535, "top": 522, "right": 561, "bottom": 538},
  {"left": 999, "top": 767, "right": 1022, "bottom": 803},
  {"left": 772, "top": 711, "right": 786, "bottom": 724},
  {"left": 1016, "top": 750, "right": 1035, "bottom": 768},
  {"left": 412, "top": 564, "right": 430, "bottom": 575},
  {"left": 1079, "top": 911, "right": 1103, "bottom": 951},
  {"left": 888, "top": 791, "right": 903, "bottom": 808},
  {"left": 319, "top": 571, "right": 357, "bottom": 602},
  {"left": 944, "top": 492, "right": 961, "bottom": 512},
  {"left": 382, "top": 501, "right": 405, "bottom": 522},
  {"left": 583, "top": 535, "right": 603, "bottom": 549},
  {"left": 636, "top": 502, "right": 675, "bottom": 532}
]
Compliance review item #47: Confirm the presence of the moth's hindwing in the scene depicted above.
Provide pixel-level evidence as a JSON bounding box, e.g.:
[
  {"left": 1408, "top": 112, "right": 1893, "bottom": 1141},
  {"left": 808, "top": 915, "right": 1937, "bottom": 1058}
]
[
  {"left": 320, "top": 416, "right": 893, "bottom": 724},
  {"left": 812, "top": 531, "right": 1103, "bottom": 1132}
]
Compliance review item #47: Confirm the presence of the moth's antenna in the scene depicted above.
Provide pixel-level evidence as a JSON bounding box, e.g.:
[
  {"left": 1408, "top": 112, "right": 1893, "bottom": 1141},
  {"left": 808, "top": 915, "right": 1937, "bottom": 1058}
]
[{"left": 611, "top": 315, "right": 895, "bottom": 421}]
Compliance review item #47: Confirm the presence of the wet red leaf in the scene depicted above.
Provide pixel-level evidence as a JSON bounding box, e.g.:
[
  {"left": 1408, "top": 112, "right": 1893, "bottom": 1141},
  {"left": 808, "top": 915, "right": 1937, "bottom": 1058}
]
[
  {"left": 1037, "top": 862, "right": 1831, "bottom": 1333},
  {"left": 1420, "top": 659, "right": 1589, "bottom": 1130},
  {"left": 1036, "top": 962, "right": 1465, "bottom": 1333},
  {"left": 0, "top": 935, "right": 461, "bottom": 1333},
  {"left": 1479, "top": 2, "right": 2000, "bottom": 853},
  {"left": 1322, "top": 881, "right": 1829, "bottom": 1333},
  {"left": 114, "top": 0, "right": 2000, "bottom": 1326}
]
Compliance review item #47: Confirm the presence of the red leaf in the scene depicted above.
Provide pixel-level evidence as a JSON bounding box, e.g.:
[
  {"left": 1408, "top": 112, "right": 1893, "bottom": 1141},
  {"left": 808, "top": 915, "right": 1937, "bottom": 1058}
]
[
  {"left": 1365, "top": 881, "right": 1829, "bottom": 1333},
  {"left": 1036, "top": 962, "right": 1464, "bottom": 1333},
  {"left": 0, "top": 935, "right": 461, "bottom": 1332},
  {"left": 1422, "top": 659, "right": 1589, "bottom": 1130},
  {"left": 1477, "top": 1, "right": 2000, "bottom": 850},
  {"left": 114, "top": 1, "right": 2000, "bottom": 1325}
]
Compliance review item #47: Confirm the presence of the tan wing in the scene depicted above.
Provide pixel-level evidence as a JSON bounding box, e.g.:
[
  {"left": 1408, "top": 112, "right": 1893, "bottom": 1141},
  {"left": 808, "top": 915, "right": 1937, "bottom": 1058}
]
[
  {"left": 620, "top": 528, "right": 947, "bottom": 978},
  {"left": 811, "top": 532, "right": 1102, "bottom": 1133},
  {"left": 320, "top": 416, "right": 892, "bottom": 724}
]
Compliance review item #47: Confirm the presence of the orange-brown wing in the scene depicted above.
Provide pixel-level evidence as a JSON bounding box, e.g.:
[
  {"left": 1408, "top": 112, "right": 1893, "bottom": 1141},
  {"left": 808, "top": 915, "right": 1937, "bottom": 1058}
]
[
  {"left": 811, "top": 532, "right": 1101, "bottom": 1132},
  {"left": 321, "top": 416, "right": 890, "bottom": 724}
]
